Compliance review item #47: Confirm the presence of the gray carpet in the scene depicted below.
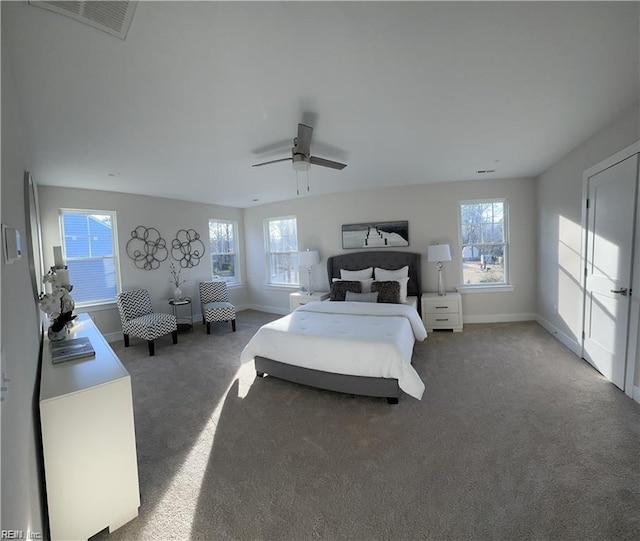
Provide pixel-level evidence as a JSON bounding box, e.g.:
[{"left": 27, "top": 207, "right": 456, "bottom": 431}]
[{"left": 94, "top": 311, "right": 640, "bottom": 541}]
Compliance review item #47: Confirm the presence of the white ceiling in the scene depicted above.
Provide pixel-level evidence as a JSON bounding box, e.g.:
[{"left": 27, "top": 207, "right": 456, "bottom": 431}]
[{"left": 3, "top": 1, "right": 639, "bottom": 208}]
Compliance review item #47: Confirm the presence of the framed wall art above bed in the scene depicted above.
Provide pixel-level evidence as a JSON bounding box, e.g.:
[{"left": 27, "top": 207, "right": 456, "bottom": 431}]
[{"left": 342, "top": 220, "right": 409, "bottom": 249}]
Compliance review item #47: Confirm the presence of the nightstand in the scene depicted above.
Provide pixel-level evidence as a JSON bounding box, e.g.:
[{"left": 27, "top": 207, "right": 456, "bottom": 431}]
[
  {"left": 421, "top": 292, "right": 463, "bottom": 332},
  {"left": 289, "top": 291, "right": 330, "bottom": 312}
]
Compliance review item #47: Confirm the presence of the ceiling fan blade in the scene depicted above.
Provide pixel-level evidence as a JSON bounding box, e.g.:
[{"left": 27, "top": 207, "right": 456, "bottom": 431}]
[
  {"left": 297, "top": 124, "right": 313, "bottom": 155},
  {"left": 310, "top": 156, "right": 347, "bottom": 170},
  {"left": 252, "top": 157, "right": 293, "bottom": 167}
]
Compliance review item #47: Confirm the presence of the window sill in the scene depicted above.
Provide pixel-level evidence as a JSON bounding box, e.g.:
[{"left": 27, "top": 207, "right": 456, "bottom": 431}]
[
  {"left": 223, "top": 282, "right": 245, "bottom": 290},
  {"left": 262, "top": 284, "right": 300, "bottom": 292},
  {"left": 457, "top": 284, "right": 515, "bottom": 294},
  {"left": 75, "top": 301, "right": 117, "bottom": 312}
]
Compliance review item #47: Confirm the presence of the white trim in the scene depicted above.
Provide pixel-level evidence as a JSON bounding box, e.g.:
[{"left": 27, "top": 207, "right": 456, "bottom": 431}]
[
  {"left": 75, "top": 301, "right": 117, "bottom": 313},
  {"left": 457, "top": 197, "right": 510, "bottom": 288},
  {"left": 583, "top": 140, "right": 640, "bottom": 178},
  {"left": 103, "top": 331, "right": 122, "bottom": 343},
  {"left": 209, "top": 218, "right": 242, "bottom": 284},
  {"left": 262, "top": 283, "right": 299, "bottom": 292},
  {"left": 264, "top": 215, "right": 300, "bottom": 287},
  {"left": 535, "top": 315, "right": 582, "bottom": 356},
  {"left": 247, "top": 303, "right": 289, "bottom": 316},
  {"left": 457, "top": 284, "right": 515, "bottom": 294},
  {"left": 463, "top": 312, "right": 536, "bottom": 324},
  {"left": 633, "top": 385, "right": 640, "bottom": 404},
  {"left": 582, "top": 142, "right": 640, "bottom": 400},
  {"left": 59, "top": 208, "right": 122, "bottom": 304}
]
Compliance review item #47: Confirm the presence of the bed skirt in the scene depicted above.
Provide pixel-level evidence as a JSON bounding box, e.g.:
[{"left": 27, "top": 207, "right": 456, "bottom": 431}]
[{"left": 254, "top": 356, "right": 401, "bottom": 404}]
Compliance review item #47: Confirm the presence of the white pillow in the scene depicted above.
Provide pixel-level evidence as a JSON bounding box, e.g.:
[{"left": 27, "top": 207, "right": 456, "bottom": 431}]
[
  {"left": 374, "top": 266, "right": 409, "bottom": 280},
  {"left": 340, "top": 267, "right": 373, "bottom": 280},
  {"left": 333, "top": 277, "right": 374, "bottom": 293},
  {"left": 375, "top": 266, "right": 410, "bottom": 302},
  {"left": 396, "top": 277, "right": 410, "bottom": 303}
]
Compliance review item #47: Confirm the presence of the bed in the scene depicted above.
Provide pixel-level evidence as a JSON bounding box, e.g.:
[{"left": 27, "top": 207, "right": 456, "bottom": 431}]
[{"left": 241, "top": 251, "right": 426, "bottom": 403}]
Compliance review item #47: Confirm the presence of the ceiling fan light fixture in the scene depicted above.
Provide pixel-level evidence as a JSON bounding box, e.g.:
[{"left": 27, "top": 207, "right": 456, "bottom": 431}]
[{"left": 292, "top": 155, "right": 310, "bottom": 171}]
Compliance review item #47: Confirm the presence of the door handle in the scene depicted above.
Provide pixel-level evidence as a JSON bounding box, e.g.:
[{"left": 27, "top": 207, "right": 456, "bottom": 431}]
[{"left": 610, "top": 287, "right": 628, "bottom": 296}]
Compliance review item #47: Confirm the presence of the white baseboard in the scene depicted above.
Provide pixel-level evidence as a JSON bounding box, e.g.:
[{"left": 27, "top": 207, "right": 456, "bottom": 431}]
[
  {"left": 535, "top": 315, "right": 582, "bottom": 356},
  {"left": 463, "top": 313, "right": 537, "bottom": 324},
  {"left": 633, "top": 385, "right": 640, "bottom": 404},
  {"left": 103, "top": 331, "right": 122, "bottom": 343},
  {"left": 246, "top": 304, "right": 289, "bottom": 316}
]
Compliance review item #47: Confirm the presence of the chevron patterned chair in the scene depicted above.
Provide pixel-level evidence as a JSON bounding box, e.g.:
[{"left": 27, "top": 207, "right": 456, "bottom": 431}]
[
  {"left": 199, "top": 281, "right": 236, "bottom": 334},
  {"left": 116, "top": 288, "right": 178, "bottom": 356}
]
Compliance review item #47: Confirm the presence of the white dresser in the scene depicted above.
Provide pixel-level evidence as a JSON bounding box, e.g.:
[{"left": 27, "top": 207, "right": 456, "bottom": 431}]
[
  {"left": 40, "top": 314, "right": 140, "bottom": 540},
  {"left": 421, "top": 292, "right": 463, "bottom": 332}
]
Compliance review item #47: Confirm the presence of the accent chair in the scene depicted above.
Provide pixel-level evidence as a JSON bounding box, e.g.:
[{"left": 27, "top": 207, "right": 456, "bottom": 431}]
[
  {"left": 116, "top": 288, "right": 178, "bottom": 356},
  {"left": 199, "top": 281, "right": 236, "bottom": 334}
]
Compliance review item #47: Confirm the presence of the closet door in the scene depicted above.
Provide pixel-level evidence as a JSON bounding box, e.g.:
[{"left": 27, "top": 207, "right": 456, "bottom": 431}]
[{"left": 583, "top": 153, "right": 639, "bottom": 390}]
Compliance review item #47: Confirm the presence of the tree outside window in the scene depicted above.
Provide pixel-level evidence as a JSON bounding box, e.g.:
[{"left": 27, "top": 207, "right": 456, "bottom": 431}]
[
  {"left": 459, "top": 200, "right": 508, "bottom": 285},
  {"left": 209, "top": 220, "right": 239, "bottom": 283},
  {"left": 265, "top": 217, "right": 299, "bottom": 285}
]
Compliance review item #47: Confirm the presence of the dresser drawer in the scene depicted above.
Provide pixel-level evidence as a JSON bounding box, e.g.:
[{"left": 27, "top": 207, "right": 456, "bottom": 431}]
[
  {"left": 423, "top": 299, "right": 459, "bottom": 313},
  {"left": 425, "top": 313, "right": 460, "bottom": 327}
]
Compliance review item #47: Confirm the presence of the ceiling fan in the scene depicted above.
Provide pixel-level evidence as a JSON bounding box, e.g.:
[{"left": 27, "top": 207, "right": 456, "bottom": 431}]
[{"left": 252, "top": 124, "right": 347, "bottom": 171}]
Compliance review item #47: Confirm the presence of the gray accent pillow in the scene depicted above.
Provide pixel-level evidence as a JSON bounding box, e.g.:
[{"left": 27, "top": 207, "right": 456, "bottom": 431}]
[
  {"left": 345, "top": 291, "right": 379, "bottom": 303},
  {"left": 330, "top": 280, "right": 362, "bottom": 301},
  {"left": 371, "top": 280, "right": 401, "bottom": 303}
]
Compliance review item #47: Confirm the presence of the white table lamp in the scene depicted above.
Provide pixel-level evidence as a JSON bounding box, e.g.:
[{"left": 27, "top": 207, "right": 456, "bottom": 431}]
[
  {"left": 298, "top": 249, "right": 320, "bottom": 295},
  {"left": 427, "top": 244, "right": 452, "bottom": 296}
]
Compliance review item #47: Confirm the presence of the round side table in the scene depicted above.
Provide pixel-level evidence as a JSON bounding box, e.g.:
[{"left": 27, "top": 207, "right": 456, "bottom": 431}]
[{"left": 168, "top": 297, "right": 193, "bottom": 332}]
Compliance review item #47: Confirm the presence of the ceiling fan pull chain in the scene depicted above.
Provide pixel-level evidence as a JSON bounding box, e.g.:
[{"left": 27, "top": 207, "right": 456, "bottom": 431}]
[
  {"left": 296, "top": 171, "right": 300, "bottom": 196},
  {"left": 307, "top": 169, "right": 310, "bottom": 192}
]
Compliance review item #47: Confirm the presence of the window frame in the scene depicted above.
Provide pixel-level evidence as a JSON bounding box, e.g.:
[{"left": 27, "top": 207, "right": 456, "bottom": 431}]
[
  {"left": 264, "top": 215, "right": 299, "bottom": 287},
  {"left": 59, "top": 208, "right": 122, "bottom": 308},
  {"left": 457, "top": 198, "right": 510, "bottom": 289},
  {"left": 208, "top": 218, "right": 241, "bottom": 285}
]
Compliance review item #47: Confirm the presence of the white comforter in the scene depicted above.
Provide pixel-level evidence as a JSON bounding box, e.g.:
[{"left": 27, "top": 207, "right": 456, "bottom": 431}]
[{"left": 241, "top": 301, "right": 427, "bottom": 399}]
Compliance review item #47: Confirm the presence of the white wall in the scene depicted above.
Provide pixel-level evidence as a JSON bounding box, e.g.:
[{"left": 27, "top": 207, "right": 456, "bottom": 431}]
[
  {"left": 536, "top": 103, "right": 640, "bottom": 375},
  {"left": 38, "top": 187, "right": 247, "bottom": 338},
  {"left": 1, "top": 32, "right": 46, "bottom": 536},
  {"left": 244, "top": 177, "right": 537, "bottom": 320}
]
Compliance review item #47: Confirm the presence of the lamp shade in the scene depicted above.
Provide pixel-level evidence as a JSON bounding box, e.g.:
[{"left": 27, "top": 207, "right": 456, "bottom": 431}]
[
  {"left": 427, "top": 244, "right": 452, "bottom": 262},
  {"left": 298, "top": 250, "right": 320, "bottom": 266}
]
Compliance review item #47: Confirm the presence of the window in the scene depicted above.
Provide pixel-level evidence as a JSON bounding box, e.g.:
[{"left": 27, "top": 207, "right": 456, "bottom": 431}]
[
  {"left": 459, "top": 199, "right": 508, "bottom": 286},
  {"left": 265, "top": 216, "right": 299, "bottom": 285},
  {"left": 209, "top": 219, "right": 239, "bottom": 283},
  {"left": 60, "top": 210, "right": 120, "bottom": 305}
]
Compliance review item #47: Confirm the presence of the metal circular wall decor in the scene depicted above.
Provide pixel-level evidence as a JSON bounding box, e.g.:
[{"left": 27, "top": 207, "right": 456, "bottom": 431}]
[
  {"left": 126, "top": 226, "right": 168, "bottom": 270},
  {"left": 171, "top": 229, "right": 205, "bottom": 268}
]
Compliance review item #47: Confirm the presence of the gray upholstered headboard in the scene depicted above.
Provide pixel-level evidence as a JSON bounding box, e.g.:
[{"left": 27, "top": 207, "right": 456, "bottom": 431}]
[{"left": 327, "top": 251, "right": 421, "bottom": 298}]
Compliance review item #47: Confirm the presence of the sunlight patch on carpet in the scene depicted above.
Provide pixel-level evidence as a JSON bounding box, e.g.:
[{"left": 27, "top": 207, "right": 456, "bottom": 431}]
[{"left": 136, "top": 362, "right": 257, "bottom": 539}]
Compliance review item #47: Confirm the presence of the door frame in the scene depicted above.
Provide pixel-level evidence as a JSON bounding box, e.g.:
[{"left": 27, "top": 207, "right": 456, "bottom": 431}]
[{"left": 581, "top": 140, "right": 640, "bottom": 398}]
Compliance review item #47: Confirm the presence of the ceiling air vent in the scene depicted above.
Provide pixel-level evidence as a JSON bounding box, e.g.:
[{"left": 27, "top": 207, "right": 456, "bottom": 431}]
[{"left": 29, "top": 1, "right": 137, "bottom": 40}]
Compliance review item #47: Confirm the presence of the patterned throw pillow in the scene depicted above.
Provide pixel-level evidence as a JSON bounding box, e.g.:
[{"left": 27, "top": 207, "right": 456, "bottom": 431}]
[
  {"left": 330, "top": 280, "right": 362, "bottom": 301},
  {"left": 371, "top": 280, "right": 401, "bottom": 303}
]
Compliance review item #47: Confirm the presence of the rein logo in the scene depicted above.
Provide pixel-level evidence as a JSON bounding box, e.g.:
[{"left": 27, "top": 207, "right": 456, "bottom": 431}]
[{"left": 1, "top": 531, "right": 42, "bottom": 539}]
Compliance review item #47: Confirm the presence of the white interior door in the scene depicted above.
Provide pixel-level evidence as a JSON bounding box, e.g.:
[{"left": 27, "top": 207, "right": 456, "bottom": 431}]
[{"left": 583, "top": 155, "right": 639, "bottom": 390}]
